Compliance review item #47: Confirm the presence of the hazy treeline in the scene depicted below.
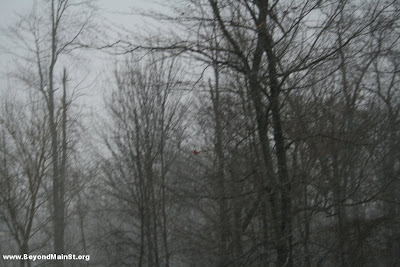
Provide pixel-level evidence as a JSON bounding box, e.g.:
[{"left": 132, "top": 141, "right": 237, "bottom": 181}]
[{"left": 0, "top": 0, "right": 399, "bottom": 266}]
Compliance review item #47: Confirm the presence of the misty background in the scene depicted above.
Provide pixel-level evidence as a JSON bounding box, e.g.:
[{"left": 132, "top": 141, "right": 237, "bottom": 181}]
[{"left": 0, "top": 0, "right": 399, "bottom": 266}]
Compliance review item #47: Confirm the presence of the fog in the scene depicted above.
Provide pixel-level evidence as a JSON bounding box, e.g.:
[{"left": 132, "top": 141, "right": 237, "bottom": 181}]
[{"left": 0, "top": 0, "right": 399, "bottom": 266}]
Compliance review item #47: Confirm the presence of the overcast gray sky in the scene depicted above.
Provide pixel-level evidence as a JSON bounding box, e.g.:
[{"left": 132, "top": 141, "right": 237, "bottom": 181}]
[
  {"left": 0, "top": 0, "right": 166, "bottom": 109},
  {"left": 0, "top": 0, "right": 160, "bottom": 26}
]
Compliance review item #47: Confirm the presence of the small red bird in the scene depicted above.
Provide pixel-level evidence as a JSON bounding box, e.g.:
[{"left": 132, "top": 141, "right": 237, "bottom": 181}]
[{"left": 193, "top": 149, "right": 198, "bottom": 155}]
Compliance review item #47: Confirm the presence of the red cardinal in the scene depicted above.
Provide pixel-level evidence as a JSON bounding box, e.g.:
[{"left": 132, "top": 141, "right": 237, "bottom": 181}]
[{"left": 193, "top": 149, "right": 198, "bottom": 155}]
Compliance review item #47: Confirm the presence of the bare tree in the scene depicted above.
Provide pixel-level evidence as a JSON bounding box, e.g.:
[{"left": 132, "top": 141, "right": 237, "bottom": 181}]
[
  {"left": 3, "top": 1, "right": 97, "bottom": 265},
  {"left": 0, "top": 0, "right": 398, "bottom": 266},
  {"left": 119, "top": 0, "right": 400, "bottom": 265},
  {"left": 96, "top": 54, "right": 188, "bottom": 266},
  {"left": 0, "top": 95, "right": 50, "bottom": 267}
]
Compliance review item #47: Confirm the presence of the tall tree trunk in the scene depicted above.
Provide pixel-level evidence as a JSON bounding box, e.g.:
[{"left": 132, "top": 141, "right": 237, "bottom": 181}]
[
  {"left": 49, "top": 2, "right": 64, "bottom": 265},
  {"left": 210, "top": 61, "right": 228, "bottom": 266},
  {"left": 257, "top": 1, "right": 292, "bottom": 264}
]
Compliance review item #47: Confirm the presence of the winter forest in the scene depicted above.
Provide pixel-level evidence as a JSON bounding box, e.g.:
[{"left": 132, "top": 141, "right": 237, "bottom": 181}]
[{"left": 0, "top": 0, "right": 399, "bottom": 266}]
